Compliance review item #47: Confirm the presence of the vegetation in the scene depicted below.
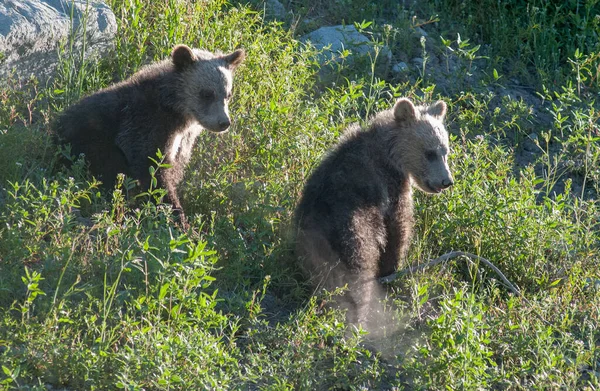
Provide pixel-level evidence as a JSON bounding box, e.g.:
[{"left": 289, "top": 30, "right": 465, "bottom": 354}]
[{"left": 1, "top": 0, "right": 599, "bottom": 389}]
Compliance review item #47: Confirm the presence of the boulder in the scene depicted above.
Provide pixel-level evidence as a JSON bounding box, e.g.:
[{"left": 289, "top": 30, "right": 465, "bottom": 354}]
[
  {"left": 301, "top": 25, "right": 391, "bottom": 78},
  {"left": 392, "top": 61, "right": 409, "bottom": 74},
  {"left": 263, "top": 0, "right": 286, "bottom": 21},
  {"left": 0, "top": 0, "right": 117, "bottom": 83}
]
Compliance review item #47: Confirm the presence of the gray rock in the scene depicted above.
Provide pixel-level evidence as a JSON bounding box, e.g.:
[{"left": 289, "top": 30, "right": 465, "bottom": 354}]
[
  {"left": 414, "top": 26, "right": 428, "bottom": 37},
  {"left": 411, "top": 57, "right": 424, "bottom": 66},
  {"left": 523, "top": 132, "right": 539, "bottom": 152},
  {"left": 262, "top": 0, "right": 286, "bottom": 21},
  {"left": 392, "top": 61, "right": 408, "bottom": 74},
  {"left": 301, "top": 25, "right": 391, "bottom": 76},
  {"left": 0, "top": 0, "right": 117, "bottom": 83}
]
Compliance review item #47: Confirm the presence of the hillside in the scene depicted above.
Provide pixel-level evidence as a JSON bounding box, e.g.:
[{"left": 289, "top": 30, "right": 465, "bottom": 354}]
[{"left": 1, "top": 0, "right": 599, "bottom": 389}]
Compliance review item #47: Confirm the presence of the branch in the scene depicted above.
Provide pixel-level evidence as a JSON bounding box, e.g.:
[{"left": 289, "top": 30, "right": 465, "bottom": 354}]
[
  {"left": 379, "top": 251, "right": 521, "bottom": 297},
  {"left": 379, "top": 251, "right": 553, "bottom": 326}
]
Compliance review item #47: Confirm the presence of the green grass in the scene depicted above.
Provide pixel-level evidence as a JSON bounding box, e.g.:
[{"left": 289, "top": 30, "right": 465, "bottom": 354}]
[
  {"left": 1, "top": 0, "right": 599, "bottom": 389},
  {"left": 431, "top": 0, "right": 600, "bottom": 89}
]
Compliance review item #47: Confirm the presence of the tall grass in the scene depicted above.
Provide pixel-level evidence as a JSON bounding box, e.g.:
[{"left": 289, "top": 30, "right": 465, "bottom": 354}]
[{"left": 431, "top": 0, "right": 600, "bottom": 88}]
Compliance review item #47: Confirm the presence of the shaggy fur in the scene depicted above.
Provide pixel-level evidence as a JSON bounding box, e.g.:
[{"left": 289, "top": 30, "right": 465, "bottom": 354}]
[
  {"left": 294, "top": 98, "right": 453, "bottom": 324},
  {"left": 54, "top": 44, "right": 245, "bottom": 224}
]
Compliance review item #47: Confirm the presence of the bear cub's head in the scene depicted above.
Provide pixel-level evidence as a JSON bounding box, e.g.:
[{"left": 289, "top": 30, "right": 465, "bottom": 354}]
[
  {"left": 392, "top": 98, "right": 454, "bottom": 194},
  {"left": 171, "top": 44, "right": 245, "bottom": 133}
]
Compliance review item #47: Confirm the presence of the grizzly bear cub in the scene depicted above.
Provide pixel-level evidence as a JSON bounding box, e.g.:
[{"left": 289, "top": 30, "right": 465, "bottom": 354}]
[
  {"left": 54, "top": 44, "right": 245, "bottom": 225},
  {"left": 294, "top": 97, "right": 453, "bottom": 324}
]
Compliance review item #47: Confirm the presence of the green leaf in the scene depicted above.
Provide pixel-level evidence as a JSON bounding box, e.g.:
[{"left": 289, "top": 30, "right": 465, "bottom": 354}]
[
  {"left": 159, "top": 283, "right": 170, "bottom": 300},
  {"left": 549, "top": 278, "right": 562, "bottom": 287}
]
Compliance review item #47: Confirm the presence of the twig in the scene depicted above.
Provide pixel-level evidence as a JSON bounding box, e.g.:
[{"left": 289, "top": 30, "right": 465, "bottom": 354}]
[
  {"left": 380, "top": 251, "right": 520, "bottom": 292},
  {"left": 379, "top": 251, "right": 553, "bottom": 327}
]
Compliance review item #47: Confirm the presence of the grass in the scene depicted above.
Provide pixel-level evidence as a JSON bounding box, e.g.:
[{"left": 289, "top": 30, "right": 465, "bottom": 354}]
[
  {"left": 430, "top": 0, "right": 600, "bottom": 89},
  {"left": 0, "top": 0, "right": 599, "bottom": 389}
]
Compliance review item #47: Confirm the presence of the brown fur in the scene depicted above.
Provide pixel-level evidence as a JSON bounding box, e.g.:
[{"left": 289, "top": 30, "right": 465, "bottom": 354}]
[
  {"left": 294, "top": 98, "right": 453, "bottom": 324},
  {"left": 53, "top": 44, "right": 245, "bottom": 225}
]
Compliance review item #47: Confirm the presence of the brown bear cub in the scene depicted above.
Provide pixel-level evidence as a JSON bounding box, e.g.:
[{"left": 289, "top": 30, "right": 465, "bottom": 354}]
[
  {"left": 54, "top": 44, "right": 245, "bottom": 225},
  {"left": 294, "top": 97, "right": 453, "bottom": 325}
]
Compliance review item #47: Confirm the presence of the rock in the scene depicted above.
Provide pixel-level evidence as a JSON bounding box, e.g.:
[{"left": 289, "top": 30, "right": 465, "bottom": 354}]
[
  {"left": 411, "top": 57, "right": 424, "bottom": 66},
  {"left": 301, "top": 25, "right": 369, "bottom": 56},
  {"left": 0, "top": 0, "right": 117, "bottom": 83},
  {"left": 523, "top": 132, "right": 539, "bottom": 152},
  {"left": 262, "top": 0, "right": 286, "bottom": 21},
  {"left": 414, "top": 26, "right": 428, "bottom": 37},
  {"left": 301, "top": 25, "right": 391, "bottom": 78},
  {"left": 392, "top": 61, "right": 409, "bottom": 74}
]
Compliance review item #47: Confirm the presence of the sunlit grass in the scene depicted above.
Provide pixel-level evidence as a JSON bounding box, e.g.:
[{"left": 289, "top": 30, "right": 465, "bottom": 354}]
[{"left": 0, "top": 0, "right": 599, "bottom": 389}]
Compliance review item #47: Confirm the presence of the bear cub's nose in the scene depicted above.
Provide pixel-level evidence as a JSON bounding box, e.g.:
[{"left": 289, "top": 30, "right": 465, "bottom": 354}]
[
  {"left": 442, "top": 178, "right": 454, "bottom": 188},
  {"left": 218, "top": 119, "right": 231, "bottom": 131}
]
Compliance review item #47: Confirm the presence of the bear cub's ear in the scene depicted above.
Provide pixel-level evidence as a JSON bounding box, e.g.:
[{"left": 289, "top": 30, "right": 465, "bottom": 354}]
[
  {"left": 427, "top": 100, "right": 447, "bottom": 119},
  {"left": 172, "top": 44, "right": 196, "bottom": 70},
  {"left": 223, "top": 49, "right": 246, "bottom": 71},
  {"left": 393, "top": 98, "right": 417, "bottom": 121}
]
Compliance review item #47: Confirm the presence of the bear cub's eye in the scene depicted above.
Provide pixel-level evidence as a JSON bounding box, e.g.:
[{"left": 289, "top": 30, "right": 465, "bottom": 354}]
[
  {"left": 200, "top": 90, "right": 215, "bottom": 100},
  {"left": 425, "top": 150, "right": 438, "bottom": 161}
]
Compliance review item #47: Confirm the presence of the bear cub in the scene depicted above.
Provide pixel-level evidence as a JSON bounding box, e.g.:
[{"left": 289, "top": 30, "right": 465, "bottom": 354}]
[
  {"left": 294, "top": 97, "right": 453, "bottom": 324},
  {"left": 54, "top": 44, "right": 245, "bottom": 225}
]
